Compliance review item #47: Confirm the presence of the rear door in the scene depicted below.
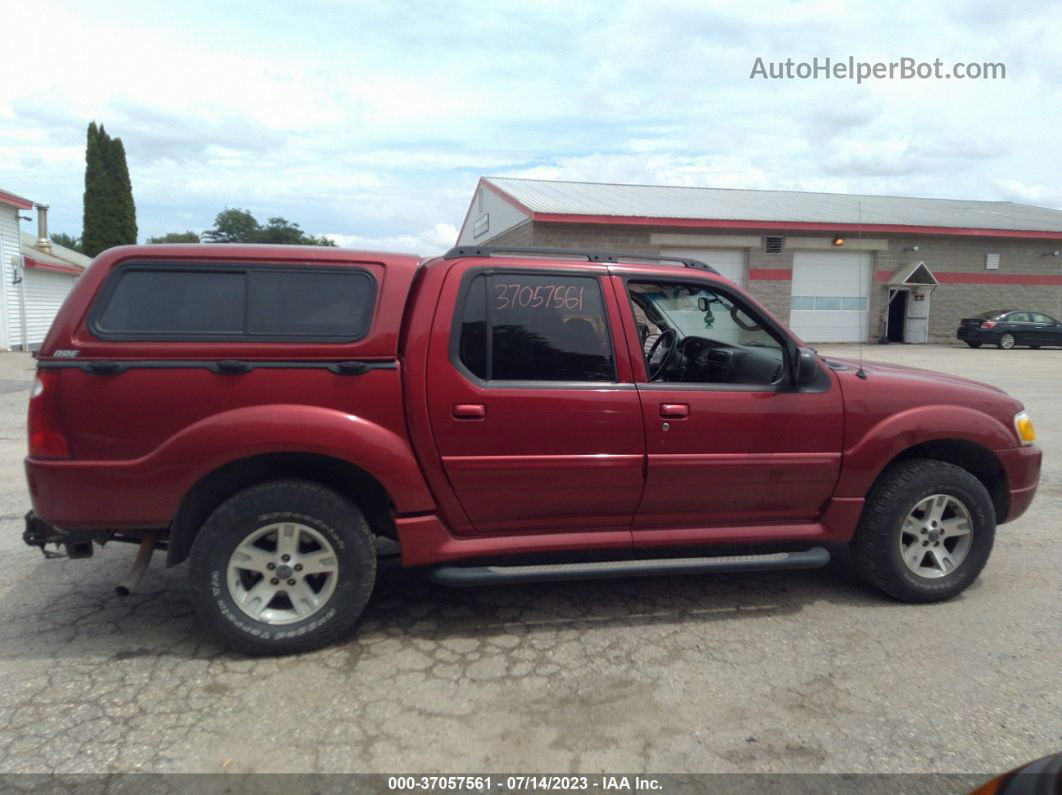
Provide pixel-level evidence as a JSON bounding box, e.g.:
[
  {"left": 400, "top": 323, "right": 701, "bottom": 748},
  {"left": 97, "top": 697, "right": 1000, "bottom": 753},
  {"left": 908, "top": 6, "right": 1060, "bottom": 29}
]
[
  {"left": 425, "top": 261, "right": 644, "bottom": 536},
  {"left": 1004, "top": 312, "right": 1034, "bottom": 344}
]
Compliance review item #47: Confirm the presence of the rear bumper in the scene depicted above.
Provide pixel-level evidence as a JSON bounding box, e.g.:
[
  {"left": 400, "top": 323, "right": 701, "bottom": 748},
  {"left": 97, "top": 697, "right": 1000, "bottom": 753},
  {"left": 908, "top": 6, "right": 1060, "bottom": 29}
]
[
  {"left": 996, "top": 445, "right": 1042, "bottom": 523},
  {"left": 956, "top": 327, "right": 996, "bottom": 343}
]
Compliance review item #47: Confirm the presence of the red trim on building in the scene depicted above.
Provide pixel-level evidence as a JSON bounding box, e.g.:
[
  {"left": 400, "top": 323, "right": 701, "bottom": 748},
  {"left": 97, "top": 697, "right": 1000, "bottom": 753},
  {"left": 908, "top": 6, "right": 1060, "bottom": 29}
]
[
  {"left": 0, "top": 189, "right": 34, "bottom": 210},
  {"left": 459, "top": 180, "right": 536, "bottom": 243},
  {"left": 749, "top": 268, "right": 793, "bottom": 281},
  {"left": 874, "top": 269, "right": 1062, "bottom": 286},
  {"left": 483, "top": 180, "right": 536, "bottom": 216},
  {"left": 23, "top": 256, "right": 82, "bottom": 276},
  {"left": 530, "top": 212, "right": 1062, "bottom": 240},
  {"left": 934, "top": 271, "right": 1062, "bottom": 285}
]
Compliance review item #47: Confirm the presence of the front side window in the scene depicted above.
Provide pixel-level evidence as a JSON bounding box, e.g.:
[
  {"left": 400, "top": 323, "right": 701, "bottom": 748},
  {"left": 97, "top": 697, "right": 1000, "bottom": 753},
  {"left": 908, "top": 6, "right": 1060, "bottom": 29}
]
[
  {"left": 629, "top": 280, "right": 786, "bottom": 386},
  {"left": 456, "top": 272, "right": 615, "bottom": 382},
  {"left": 94, "top": 265, "right": 376, "bottom": 340}
]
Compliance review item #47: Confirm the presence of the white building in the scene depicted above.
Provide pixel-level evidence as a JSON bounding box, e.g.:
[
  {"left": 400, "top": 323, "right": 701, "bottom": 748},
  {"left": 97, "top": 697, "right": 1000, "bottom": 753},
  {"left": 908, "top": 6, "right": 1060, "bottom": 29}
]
[{"left": 0, "top": 189, "right": 90, "bottom": 350}]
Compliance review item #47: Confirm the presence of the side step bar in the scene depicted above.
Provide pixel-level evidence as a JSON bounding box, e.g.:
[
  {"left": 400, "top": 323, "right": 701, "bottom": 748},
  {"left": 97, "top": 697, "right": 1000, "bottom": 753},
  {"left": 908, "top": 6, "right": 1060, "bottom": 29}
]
[{"left": 428, "top": 546, "right": 830, "bottom": 587}]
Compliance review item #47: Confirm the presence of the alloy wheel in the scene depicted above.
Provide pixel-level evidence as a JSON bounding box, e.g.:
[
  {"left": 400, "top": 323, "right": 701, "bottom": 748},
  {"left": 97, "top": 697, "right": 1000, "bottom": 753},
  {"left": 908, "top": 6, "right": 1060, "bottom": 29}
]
[
  {"left": 898, "top": 494, "right": 973, "bottom": 578},
  {"left": 226, "top": 522, "right": 339, "bottom": 624}
]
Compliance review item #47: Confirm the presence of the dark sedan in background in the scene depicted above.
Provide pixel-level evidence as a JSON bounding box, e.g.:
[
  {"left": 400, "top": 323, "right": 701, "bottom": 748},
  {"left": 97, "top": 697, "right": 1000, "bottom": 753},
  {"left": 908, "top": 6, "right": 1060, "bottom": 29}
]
[{"left": 957, "top": 309, "right": 1062, "bottom": 349}]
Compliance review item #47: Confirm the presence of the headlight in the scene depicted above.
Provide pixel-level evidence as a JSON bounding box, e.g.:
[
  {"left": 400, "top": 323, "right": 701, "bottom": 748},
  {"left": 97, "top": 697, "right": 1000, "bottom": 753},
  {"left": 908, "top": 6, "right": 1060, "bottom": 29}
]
[{"left": 1014, "top": 410, "right": 1036, "bottom": 445}]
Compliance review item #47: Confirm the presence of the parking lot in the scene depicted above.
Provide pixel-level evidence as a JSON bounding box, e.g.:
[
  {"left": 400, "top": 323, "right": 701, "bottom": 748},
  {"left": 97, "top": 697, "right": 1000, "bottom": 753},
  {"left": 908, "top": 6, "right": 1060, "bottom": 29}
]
[{"left": 0, "top": 344, "right": 1058, "bottom": 775}]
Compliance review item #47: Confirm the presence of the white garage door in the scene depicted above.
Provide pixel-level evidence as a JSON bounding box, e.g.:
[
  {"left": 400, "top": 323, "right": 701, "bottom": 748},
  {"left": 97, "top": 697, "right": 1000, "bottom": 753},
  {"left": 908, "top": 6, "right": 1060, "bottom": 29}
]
[
  {"left": 790, "top": 251, "right": 871, "bottom": 342},
  {"left": 659, "top": 248, "right": 745, "bottom": 285},
  {"left": 17, "top": 269, "right": 77, "bottom": 349}
]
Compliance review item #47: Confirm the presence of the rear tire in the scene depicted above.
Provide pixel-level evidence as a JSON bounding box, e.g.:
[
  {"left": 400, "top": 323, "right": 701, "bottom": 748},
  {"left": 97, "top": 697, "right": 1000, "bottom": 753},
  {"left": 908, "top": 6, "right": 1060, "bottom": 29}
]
[
  {"left": 188, "top": 479, "right": 377, "bottom": 655},
  {"left": 850, "top": 460, "right": 995, "bottom": 603},
  {"left": 965, "top": 341, "right": 982, "bottom": 349},
  {"left": 997, "top": 333, "right": 1016, "bottom": 350}
]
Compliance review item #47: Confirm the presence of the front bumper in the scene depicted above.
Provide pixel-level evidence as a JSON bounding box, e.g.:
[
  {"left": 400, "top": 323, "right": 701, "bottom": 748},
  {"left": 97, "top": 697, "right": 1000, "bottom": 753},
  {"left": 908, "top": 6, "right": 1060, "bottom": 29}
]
[{"left": 996, "top": 445, "right": 1042, "bottom": 523}]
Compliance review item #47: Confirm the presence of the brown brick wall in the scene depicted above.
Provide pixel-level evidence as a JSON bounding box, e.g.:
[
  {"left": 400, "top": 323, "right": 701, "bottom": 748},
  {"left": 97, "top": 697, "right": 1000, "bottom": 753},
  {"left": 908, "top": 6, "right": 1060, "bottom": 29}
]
[{"left": 493, "top": 223, "right": 1062, "bottom": 343}]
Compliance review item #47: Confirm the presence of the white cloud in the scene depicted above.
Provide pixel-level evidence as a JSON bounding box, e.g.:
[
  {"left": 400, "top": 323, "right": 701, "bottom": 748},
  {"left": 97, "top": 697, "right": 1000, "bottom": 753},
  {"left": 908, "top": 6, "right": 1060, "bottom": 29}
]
[
  {"left": 1, "top": 0, "right": 1060, "bottom": 247},
  {"left": 326, "top": 223, "right": 459, "bottom": 256}
]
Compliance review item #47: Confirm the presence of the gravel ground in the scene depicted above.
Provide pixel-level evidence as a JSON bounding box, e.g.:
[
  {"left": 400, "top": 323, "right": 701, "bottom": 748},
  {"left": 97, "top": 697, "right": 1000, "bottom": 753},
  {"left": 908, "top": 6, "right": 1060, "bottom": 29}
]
[{"left": 0, "top": 345, "right": 1058, "bottom": 775}]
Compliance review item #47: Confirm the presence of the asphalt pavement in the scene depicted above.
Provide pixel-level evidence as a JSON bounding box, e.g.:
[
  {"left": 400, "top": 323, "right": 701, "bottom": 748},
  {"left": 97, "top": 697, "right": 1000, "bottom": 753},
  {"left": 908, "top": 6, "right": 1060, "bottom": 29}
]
[{"left": 0, "top": 345, "right": 1058, "bottom": 775}]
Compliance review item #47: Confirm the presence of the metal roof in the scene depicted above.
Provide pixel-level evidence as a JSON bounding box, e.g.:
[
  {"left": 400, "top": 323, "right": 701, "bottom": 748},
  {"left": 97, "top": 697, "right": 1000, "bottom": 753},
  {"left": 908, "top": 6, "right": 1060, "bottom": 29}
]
[
  {"left": 20, "top": 230, "right": 91, "bottom": 270},
  {"left": 0, "top": 188, "right": 34, "bottom": 210},
  {"left": 485, "top": 177, "right": 1062, "bottom": 234}
]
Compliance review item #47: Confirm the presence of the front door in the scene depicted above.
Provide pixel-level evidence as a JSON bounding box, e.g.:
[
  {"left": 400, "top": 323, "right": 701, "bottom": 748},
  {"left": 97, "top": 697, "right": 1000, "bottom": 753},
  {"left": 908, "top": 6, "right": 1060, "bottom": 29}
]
[
  {"left": 613, "top": 272, "right": 844, "bottom": 533},
  {"left": 426, "top": 263, "right": 645, "bottom": 536},
  {"left": 904, "top": 287, "right": 931, "bottom": 344},
  {"left": 1028, "top": 312, "right": 1062, "bottom": 345}
]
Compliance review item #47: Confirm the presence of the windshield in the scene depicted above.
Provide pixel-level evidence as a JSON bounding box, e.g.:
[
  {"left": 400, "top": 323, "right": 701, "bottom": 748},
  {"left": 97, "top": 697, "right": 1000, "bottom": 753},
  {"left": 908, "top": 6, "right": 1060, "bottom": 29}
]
[{"left": 973, "top": 309, "right": 1008, "bottom": 319}]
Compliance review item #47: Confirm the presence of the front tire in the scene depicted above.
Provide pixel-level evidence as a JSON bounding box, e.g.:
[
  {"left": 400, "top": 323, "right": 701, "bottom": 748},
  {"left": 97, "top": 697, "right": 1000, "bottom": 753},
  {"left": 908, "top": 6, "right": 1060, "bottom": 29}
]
[
  {"left": 850, "top": 460, "right": 995, "bottom": 603},
  {"left": 188, "top": 479, "right": 377, "bottom": 655},
  {"left": 997, "top": 333, "right": 1016, "bottom": 350}
]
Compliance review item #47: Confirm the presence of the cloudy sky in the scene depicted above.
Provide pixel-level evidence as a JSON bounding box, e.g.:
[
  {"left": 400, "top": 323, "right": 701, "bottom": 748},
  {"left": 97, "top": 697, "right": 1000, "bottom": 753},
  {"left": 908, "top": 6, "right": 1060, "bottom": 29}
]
[{"left": 2, "top": 0, "right": 1060, "bottom": 253}]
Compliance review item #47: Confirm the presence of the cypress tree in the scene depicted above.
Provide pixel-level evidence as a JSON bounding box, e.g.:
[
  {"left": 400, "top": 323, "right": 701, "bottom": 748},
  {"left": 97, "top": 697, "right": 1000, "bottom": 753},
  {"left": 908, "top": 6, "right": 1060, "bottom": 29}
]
[{"left": 81, "top": 122, "right": 138, "bottom": 257}]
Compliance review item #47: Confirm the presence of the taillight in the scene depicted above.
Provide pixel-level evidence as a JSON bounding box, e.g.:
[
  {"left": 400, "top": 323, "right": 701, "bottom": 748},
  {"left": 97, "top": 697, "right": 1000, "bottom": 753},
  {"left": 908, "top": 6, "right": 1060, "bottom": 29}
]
[
  {"left": 981, "top": 320, "right": 997, "bottom": 329},
  {"left": 28, "top": 370, "right": 71, "bottom": 459}
]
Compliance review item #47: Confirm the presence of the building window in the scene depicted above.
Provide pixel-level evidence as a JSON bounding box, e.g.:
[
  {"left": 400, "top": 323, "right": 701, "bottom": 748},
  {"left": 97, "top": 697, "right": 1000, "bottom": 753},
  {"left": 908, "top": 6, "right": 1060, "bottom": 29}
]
[{"left": 791, "top": 295, "right": 866, "bottom": 311}]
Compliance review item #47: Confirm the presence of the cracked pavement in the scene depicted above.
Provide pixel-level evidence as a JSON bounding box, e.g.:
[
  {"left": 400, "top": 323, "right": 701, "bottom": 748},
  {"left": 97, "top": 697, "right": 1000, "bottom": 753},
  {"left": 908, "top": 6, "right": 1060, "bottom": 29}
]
[{"left": 0, "top": 346, "right": 1058, "bottom": 774}]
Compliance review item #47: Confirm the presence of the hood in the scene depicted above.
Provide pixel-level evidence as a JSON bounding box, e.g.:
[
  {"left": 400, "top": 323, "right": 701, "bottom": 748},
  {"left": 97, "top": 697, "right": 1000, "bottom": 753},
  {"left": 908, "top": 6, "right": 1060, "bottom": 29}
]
[{"left": 821, "top": 355, "right": 1008, "bottom": 395}]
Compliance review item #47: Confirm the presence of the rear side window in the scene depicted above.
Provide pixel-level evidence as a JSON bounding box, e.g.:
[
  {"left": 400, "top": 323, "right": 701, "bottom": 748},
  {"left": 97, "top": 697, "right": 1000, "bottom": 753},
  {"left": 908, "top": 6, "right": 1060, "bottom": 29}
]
[
  {"left": 456, "top": 272, "right": 616, "bottom": 382},
  {"left": 93, "top": 265, "right": 376, "bottom": 340}
]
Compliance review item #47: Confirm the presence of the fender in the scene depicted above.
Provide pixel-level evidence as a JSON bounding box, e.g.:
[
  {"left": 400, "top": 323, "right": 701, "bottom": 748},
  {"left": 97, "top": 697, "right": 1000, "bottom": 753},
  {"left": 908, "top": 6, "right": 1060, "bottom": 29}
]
[
  {"left": 835, "top": 404, "right": 1015, "bottom": 497},
  {"left": 27, "top": 404, "right": 435, "bottom": 529},
  {"left": 162, "top": 404, "right": 435, "bottom": 510}
]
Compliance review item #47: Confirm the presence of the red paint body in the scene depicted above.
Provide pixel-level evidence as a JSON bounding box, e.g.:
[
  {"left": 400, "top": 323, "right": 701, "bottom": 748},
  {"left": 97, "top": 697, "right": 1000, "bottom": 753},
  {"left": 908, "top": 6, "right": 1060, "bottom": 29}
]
[{"left": 25, "top": 244, "right": 1041, "bottom": 568}]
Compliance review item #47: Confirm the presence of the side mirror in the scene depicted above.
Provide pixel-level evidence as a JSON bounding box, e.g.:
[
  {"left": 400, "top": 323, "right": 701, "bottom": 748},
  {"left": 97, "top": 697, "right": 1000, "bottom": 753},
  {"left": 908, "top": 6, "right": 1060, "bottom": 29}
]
[{"left": 792, "top": 346, "right": 819, "bottom": 385}]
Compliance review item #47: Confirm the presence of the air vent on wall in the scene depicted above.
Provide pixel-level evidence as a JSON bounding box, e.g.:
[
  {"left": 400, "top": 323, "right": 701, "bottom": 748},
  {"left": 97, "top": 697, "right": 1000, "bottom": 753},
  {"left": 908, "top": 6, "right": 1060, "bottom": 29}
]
[{"left": 764, "top": 236, "right": 784, "bottom": 254}]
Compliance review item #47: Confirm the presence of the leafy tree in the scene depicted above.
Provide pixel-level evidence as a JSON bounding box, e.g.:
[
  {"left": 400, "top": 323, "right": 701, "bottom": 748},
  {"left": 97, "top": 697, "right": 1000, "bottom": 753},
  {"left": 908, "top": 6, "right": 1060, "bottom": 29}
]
[
  {"left": 81, "top": 122, "right": 137, "bottom": 256},
  {"left": 49, "top": 232, "right": 82, "bottom": 252},
  {"left": 147, "top": 231, "right": 200, "bottom": 244},
  {"left": 201, "top": 208, "right": 261, "bottom": 243},
  {"left": 202, "top": 207, "right": 335, "bottom": 246},
  {"left": 258, "top": 216, "right": 336, "bottom": 246}
]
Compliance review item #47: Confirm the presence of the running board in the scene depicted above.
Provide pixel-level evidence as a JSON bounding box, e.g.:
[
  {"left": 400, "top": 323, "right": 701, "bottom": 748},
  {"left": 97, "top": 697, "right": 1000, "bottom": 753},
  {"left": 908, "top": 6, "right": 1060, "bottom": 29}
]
[{"left": 428, "top": 546, "right": 830, "bottom": 587}]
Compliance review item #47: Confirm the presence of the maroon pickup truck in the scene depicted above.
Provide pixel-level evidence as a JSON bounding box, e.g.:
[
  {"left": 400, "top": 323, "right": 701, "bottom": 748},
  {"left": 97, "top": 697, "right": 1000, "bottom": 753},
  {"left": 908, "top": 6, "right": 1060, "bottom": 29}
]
[{"left": 24, "top": 244, "right": 1041, "bottom": 654}]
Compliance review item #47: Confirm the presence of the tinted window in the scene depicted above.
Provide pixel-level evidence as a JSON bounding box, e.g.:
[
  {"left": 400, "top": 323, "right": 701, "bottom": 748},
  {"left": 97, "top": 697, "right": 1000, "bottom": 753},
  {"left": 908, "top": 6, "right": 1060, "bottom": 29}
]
[
  {"left": 247, "top": 270, "right": 374, "bottom": 336},
  {"left": 1006, "top": 312, "right": 1031, "bottom": 323},
  {"left": 97, "top": 269, "right": 244, "bottom": 333},
  {"left": 95, "top": 266, "right": 375, "bottom": 339},
  {"left": 457, "top": 275, "right": 487, "bottom": 378},
  {"left": 456, "top": 272, "right": 615, "bottom": 382},
  {"left": 1030, "top": 313, "right": 1056, "bottom": 324}
]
